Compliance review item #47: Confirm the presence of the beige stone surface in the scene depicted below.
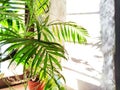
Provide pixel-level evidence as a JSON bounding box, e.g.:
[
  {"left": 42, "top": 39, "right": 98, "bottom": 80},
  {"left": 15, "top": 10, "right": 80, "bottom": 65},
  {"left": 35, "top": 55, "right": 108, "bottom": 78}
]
[
  {"left": 49, "top": 0, "right": 66, "bottom": 21},
  {"left": 0, "top": 84, "right": 28, "bottom": 90}
]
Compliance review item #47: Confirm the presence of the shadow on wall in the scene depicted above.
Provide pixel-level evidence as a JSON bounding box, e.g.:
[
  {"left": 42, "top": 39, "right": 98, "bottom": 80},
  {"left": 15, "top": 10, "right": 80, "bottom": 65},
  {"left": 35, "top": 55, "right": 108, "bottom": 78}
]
[
  {"left": 71, "top": 57, "right": 101, "bottom": 74},
  {"left": 62, "top": 55, "right": 103, "bottom": 90},
  {"left": 62, "top": 42, "right": 103, "bottom": 90}
]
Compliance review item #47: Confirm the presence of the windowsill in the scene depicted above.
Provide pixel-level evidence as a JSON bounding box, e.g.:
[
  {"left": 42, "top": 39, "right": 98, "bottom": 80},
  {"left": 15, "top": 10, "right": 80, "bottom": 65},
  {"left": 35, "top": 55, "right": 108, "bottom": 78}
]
[
  {"left": 0, "top": 84, "right": 28, "bottom": 90},
  {"left": 0, "top": 74, "right": 25, "bottom": 89}
]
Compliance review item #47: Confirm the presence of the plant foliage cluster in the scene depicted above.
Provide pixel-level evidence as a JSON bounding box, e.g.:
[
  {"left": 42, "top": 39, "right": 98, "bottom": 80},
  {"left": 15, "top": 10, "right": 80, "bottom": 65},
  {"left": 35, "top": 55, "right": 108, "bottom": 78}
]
[{"left": 0, "top": 0, "right": 88, "bottom": 89}]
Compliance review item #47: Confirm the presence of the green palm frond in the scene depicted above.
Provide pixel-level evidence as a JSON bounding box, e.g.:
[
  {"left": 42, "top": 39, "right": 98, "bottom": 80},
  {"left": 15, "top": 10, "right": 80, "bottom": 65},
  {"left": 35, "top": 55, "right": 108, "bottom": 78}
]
[
  {"left": 48, "top": 21, "right": 89, "bottom": 44},
  {"left": 0, "top": 36, "right": 66, "bottom": 87},
  {"left": 0, "top": 0, "right": 25, "bottom": 22}
]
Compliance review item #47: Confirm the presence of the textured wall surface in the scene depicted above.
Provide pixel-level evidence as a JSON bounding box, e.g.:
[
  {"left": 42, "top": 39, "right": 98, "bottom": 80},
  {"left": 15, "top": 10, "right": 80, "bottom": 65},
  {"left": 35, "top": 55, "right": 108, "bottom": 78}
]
[
  {"left": 49, "top": 0, "right": 66, "bottom": 21},
  {"left": 100, "top": 0, "right": 115, "bottom": 90}
]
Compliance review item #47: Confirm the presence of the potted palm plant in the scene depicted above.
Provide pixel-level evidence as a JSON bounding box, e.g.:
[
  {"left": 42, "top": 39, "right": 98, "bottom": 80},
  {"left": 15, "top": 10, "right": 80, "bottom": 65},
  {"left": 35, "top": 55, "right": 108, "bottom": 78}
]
[{"left": 0, "top": 0, "right": 88, "bottom": 90}]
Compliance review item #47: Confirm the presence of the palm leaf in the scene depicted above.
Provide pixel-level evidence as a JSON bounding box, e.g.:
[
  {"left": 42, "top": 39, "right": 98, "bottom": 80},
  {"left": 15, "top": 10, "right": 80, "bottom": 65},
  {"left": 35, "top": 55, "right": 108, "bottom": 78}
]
[{"left": 48, "top": 21, "right": 88, "bottom": 44}]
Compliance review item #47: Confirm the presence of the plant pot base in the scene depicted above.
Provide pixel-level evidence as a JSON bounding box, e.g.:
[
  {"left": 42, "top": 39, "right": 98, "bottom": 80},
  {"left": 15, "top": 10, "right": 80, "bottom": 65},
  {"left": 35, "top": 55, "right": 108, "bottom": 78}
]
[{"left": 28, "top": 80, "right": 44, "bottom": 90}]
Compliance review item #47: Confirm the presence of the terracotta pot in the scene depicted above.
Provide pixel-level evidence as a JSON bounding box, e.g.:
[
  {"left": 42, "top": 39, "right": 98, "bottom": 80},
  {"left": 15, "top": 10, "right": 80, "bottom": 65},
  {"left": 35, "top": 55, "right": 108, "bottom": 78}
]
[{"left": 28, "top": 80, "right": 44, "bottom": 90}]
